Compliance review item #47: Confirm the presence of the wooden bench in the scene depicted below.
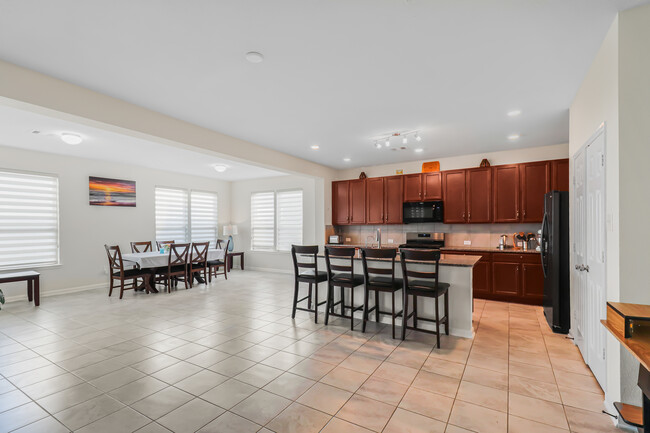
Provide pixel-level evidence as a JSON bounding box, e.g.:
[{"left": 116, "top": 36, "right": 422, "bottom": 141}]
[
  {"left": 227, "top": 252, "right": 244, "bottom": 272},
  {"left": 0, "top": 271, "right": 40, "bottom": 306}
]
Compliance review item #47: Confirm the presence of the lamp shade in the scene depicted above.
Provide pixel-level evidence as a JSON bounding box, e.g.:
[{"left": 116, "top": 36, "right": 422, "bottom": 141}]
[{"left": 223, "top": 225, "right": 232, "bottom": 236}]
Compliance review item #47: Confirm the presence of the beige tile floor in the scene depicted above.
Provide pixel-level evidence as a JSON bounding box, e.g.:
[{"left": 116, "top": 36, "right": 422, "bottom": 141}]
[{"left": 0, "top": 271, "right": 620, "bottom": 432}]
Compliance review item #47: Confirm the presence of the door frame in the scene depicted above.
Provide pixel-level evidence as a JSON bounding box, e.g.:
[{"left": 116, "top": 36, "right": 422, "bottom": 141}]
[{"left": 571, "top": 123, "right": 608, "bottom": 391}]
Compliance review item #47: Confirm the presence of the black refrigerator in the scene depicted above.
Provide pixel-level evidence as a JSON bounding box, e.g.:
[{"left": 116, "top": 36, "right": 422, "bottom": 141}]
[{"left": 541, "top": 191, "right": 570, "bottom": 334}]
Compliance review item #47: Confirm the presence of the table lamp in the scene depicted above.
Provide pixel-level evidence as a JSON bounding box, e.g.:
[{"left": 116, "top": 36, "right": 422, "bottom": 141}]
[{"left": 223, "top": 224, "right": 238, "bottom": 252}]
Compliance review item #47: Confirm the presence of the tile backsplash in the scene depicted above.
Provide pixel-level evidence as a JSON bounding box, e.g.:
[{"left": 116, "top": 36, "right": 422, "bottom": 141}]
[{"left": 327, "top": 223, "right": 541, "bottom": 248}]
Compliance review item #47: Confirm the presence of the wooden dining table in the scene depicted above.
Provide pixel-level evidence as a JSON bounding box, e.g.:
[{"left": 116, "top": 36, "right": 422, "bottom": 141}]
[{"left": 122, "top": 249, "right": 226, "bottom": 293}]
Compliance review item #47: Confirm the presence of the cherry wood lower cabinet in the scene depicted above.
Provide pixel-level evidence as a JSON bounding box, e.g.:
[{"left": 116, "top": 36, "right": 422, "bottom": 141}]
[{"left": 445, "top": 250, "right": 543, "bottom": 305}]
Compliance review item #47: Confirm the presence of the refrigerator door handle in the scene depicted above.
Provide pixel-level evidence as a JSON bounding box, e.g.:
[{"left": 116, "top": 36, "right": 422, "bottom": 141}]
[{"left": 541, "top": 211, "right": 549, "bottom": 278}]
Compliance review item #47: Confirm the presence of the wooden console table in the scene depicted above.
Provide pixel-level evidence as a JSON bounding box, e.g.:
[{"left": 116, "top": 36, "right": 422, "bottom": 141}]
[
  {"left": 0, "top": 271, "right": 40, "bottom": 306},
  {"left": 227, "top": 252, "right": 244, "bottom": 272},
  {"left": 602, "top": 301, "right": 650, "bottom": 431}
]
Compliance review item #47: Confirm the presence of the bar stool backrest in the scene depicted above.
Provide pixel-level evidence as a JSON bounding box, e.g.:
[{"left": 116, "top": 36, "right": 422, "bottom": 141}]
[
  {"left": 324, "top": 247, "right": 356, "bottom": 279},
  {"left": 361, "top": 248, "right": 397, "bottom": 283},
  {"left": 291, "top": 245, "right": 319, "bottom": 278},
  {"left": 399, "top": 248, "right": 441, "bottom": 289}
]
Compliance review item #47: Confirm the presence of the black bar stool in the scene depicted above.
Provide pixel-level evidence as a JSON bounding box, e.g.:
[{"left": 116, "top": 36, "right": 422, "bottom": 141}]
[
  {"left": 324, "top": 247, "right": 365, "bottom": 330},
  {"left": 399, "top": 248, "right": 450, "bottom": 347},
  {"left": 361, "top": 248, "right": 403, "bottom": 339},
  {"left": 291, "top": 245, "right": 328, "bottom": 323}
]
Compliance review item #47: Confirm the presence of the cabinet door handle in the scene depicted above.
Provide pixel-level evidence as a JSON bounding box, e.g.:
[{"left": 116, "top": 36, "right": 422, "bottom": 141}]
[
  {"left": 516, "top": 210, "right": 519, "bottom": 218},
  {"left": 468, "top": 212, "right": 471, "bottom": 221}
]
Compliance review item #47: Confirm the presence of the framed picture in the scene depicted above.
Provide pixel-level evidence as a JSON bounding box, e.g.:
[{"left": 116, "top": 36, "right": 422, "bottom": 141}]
[{"left": 89, "top": 176, "right": 136, "bottom": 207}]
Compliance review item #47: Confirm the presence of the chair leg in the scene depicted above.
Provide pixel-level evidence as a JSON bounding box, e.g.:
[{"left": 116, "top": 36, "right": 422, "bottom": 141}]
[
  {"left": 291, "top": 280, "right": 299, "bottom": 319},
  {"left": 314, "top": 283, "right": 319, "bottom": 324},
  {"left": 184, "top": 271, "right": 189, "bottom": 290},
  {"left": 391, "top": 291, "right": 396, "bottom": 339},
  {"left": 350, "top": 287, "right": 355, "bottom": 330},
  {"left": 435, "top": 295, "right": 441, "bottom": 349},
  {"left": 108, "top": 277, "right": 114, "bottom": 297},
  {"left": 308, "top": 283, "right": 313, "bottom": 309},
  {"left": 325, "top": 283, "right": 332, "bottom": 325},
  {"left": 189, "top": 271, "right": 193, "bottom": 289},
  {"left": 445, "top": 291, "right": 450, "bottom": 336},
  {"left": 340, "top": 286, "right": 344, "bottom": 315},
  {"left": 208, "top": 266, "right": 212, "bottom": 283},
  {"left": 374, "top": 290, "right": 380, "bottom": 322},
  {"left": 224, "top": 263, "right": 228, "bottom": 280},
  {"left": 119, "top": 279, "right": 125, "bottom": 299},
  {"left": 401, "top": 290, "right": 408, "bottom": 340},
  {"left": 362, "top": 287, "right": 369, "bottom": 333},
  {"left": 413, "top": 296, "right": 418, "bottom": 329},
  {"left": 167, "top": 276, "right": 172, "bottom": 293}
]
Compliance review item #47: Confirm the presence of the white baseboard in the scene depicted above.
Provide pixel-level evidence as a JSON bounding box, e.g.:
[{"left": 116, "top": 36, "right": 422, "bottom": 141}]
[
  {"left": 4, "top": 282, "right": 107, "bottom": 303},
  {"left": 247, "top": 266, "right": 293, "bottom": 275}
]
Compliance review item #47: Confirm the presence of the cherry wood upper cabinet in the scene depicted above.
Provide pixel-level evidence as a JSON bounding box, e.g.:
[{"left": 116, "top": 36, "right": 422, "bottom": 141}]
[
  {"left": 403, "top": 174, "right": 423, "bottom": 202},
  {"left": 551, "top": 159, "right": 570, "bottom": 192},
  {"left": 384, "top": 175, "right": 404, "bottom": 224},
  {"left": 493, "top": 165, "right": 520, "bottom": 223},
  {"left": 349, "top": 179, "right": 366, "bottom": 224},
  {"left": 443, "top": 170, "right": 467, "bottom": 223},
  {"left": 466, "top": 168, "right": 491, "bottom": 223},
  {"left": 332, "top": 180, "right": 350, "bottom": 225},
  {"left": 521, "top": 161, "right": 550, "bottom": 223},
  {"left": 366, "top": 177, "right": 385, "bottom": 224},
  {"left": 423, "top": 172, "right": 443, "bottom": 200}
]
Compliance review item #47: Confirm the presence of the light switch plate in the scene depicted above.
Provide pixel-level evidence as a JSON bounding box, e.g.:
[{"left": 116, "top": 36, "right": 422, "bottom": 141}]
[
  {"left": 388, "top": 239, "right": 394, "bottom": 243},
  {"left": 464, "top": 240, "right": 472, "bottom": 246}
]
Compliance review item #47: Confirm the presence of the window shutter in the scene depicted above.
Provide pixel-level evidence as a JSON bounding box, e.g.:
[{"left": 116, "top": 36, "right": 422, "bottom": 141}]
[
  {"left": 191, "top": 191, "right": 218, "bottom": 246},
  {"left": 0, "top": 170, "right": 60, "bottom": 270},
  {"left": 276, "top": 190, "right": 303, "bottom": 251},
  {"left": 251, "top": 192, "right": 275, "bottom": 251},
  {"left": 155, "top": 187, "right": 188, "bottom": 243}
]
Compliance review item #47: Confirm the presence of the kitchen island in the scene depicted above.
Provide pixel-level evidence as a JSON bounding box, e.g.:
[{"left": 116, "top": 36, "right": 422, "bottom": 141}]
[{"left": 315, "top": 252, "right": 480, "bottom": 338}]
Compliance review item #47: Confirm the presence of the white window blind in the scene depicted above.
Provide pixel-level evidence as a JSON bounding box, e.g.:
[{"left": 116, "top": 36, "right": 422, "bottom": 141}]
[
  {"left": 155, "top": 187, "right": 188, "bottom": 243},
  {"left": 276, "top": 190, "right": 303, "bottom": 251},
  {"left": 251, "top": 192, "right": 275, "bottom": 251},
  {"left": 0, "top": 170, "right": 59, "bottom": 270},
  {"left": 191, "top": 191, "right": 218, "bottom": 246}
]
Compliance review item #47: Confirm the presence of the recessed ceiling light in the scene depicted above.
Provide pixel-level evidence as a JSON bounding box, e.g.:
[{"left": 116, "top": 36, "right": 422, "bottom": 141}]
[
  {"left": 310, "top": 145, "right": 320, "bottom": 150},
  {"left": 414, "top": 148, "right": 424, "bottom": 153},
  {"left": 60, "top": 133, "right": 83, "bottom": 145},
  {"left": 343, "top": 158, "right": 351, "bottom": 162},
  {"left": 246, "top": 52, "right": 264, "bottom": 63},
  {"left": 213, "top": 164, "right": 228, "bottom": 173},
  {"left": 508, "top": 134, "right": 520, "bottom": 140},
  {"left": 384, "top": 138, "right": 390, "bottom": 147},
  {"left": 402, "top": 137, "right": 408, "bottom": 144},
  {"left": 507, "top": 109, "right": 522, "bottom": 117}
]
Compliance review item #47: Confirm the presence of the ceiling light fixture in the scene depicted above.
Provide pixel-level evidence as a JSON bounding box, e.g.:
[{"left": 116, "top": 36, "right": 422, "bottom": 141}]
[
  {"left": 372, "top": 130, "right": 421, "bottom": 150},
  {"left": 245, "top": 51, "right": 264, "bottom": 63},
  {"left": 213, "top": 164, "right": 228, "bottom": 173},
  {"left": 508, "top": 134, "right": 520, "bottom": 140},
  {"left": 414, "top": 148, "right": 424, "bottom": 153},
  {"left": 343, "top": 158, "right": 351, "bottom": 162},
  {"left": 60, "top": 133, "right": 83, "bottom": 145},
  {"left": 310, "top": 144, "right": 320, "bottom": 150},
  {"left": 507, "top": 109, "right": 522, "bottom": 117}
]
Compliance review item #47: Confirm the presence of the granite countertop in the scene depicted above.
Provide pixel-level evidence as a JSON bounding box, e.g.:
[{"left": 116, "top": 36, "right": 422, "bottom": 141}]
[
  {"left": 316, "top": 253, "right": 481, "bottom": 268},
  {"left": 325, "top": 244, "right": 540, "bottom": 255}
]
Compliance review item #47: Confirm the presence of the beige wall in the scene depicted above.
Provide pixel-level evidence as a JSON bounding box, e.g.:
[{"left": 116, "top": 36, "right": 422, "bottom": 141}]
[
  {"left": 569, "top": 16, "right": 621, "bottom": 406},
  {"left": 336, "top": 143, "right": 569, "bottom": 180}
]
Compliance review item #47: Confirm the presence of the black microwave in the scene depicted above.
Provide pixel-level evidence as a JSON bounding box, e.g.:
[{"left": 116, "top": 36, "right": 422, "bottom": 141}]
[{"left": 403, "top": 201, "right": 444, "bottom": 223}]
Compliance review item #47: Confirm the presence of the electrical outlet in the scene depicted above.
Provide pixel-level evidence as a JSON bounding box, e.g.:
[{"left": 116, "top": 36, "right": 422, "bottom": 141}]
[
  {"left": 345, "top": 237, "right": 351, "bottom": 242},
  {"left": 464, "top": 240, "right": 472, "bottom": 246},
  {"left": 388, "top": 239, "right": 394, "bottom": 244}
]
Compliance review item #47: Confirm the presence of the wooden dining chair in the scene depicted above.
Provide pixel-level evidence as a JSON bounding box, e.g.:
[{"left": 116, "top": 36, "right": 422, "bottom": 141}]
[
  {"left": 208, "top": 239, "right": 230, "bottom": 282},
  {"left": 130, "top": 241, "right": 153, "bottom": 253},
  {"left": 159, "top": 243, "right": 190, "bottom": 292},
  {"left": 104, "top": 245, "right": 150, "bottom": 299},
  {"left": 399, "top": 248, "right": 450, "bottom": 346},
  {"left": 189, "top": 242, "right": 209, "bottom": 287},
  {"left": 156, "top": 240, "right": 175, "bottom": 250}
]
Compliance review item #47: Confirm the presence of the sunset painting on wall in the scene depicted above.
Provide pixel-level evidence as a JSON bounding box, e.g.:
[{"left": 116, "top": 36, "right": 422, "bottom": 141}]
[{"left": 89, "top": 176, "right": 136, "bottom": 207}]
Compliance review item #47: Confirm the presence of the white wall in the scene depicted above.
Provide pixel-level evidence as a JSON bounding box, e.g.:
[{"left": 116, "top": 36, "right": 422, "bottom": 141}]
[
  {"left": 230, "top": 175, "right": 323, "bottom": 273},
  {"left": 337, "top": 143, "right": 569, "bottom": 180},
  {"left": 569, "top": 15, "right": 621, "bottom": 406},
  {"left": 0, "top": 144, "right": 231, "bottom": 300}
]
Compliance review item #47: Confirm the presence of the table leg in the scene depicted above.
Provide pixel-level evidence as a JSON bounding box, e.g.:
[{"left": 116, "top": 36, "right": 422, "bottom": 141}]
[
  {"left": 241, "top": 253, "right": 244, "bottom": 270},
  {"left": 34, "top": 276, "right": 40, "bottom": 307},
  {"left": 27, "top": 279, "right": 33, "bottom": 302},
  {"left": 639, "top": 365, "right": 650, "bottom": 428}
]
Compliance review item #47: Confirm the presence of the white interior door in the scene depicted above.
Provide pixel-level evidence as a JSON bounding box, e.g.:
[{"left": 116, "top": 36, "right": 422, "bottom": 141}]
[{"left": 572, "top": 126, "right": 607, "bottom": 390}]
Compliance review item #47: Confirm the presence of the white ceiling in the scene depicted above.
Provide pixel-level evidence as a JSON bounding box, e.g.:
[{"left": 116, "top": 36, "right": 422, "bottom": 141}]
[
  {"left": 0, "top": 105, "right": 287, "bottom": 181},
  {"left": 0, "top": 0, "right": 647, "bottom": 169}
]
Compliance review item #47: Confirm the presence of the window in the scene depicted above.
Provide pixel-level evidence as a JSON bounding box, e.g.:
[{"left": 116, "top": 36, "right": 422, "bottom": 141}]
[
  {"left": 276, "top": 190, "right": 303, "bottom": 251},
  {"left": 190, "top": 191, "right": 218, "bottom": 245},
  {"left": 155, "top": 187, "right": 189, "bottom": 242},
  {"left": 0, "top": 170, "right": 59, "bottom": 270},
  {"left": 251, "top": 190, "right": 303, "bottom": 251}
]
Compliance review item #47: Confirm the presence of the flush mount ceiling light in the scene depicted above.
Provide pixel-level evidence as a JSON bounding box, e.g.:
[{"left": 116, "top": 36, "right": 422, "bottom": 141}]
[
  {"left": 213, "top": 164, "right": 229, "bottom": 173},
  {"left": 343, "top": 157, "right": 351, "bottom": 162},
  {"left": 245, "top": 51, "right": 264, "bottom": 63},
  {"left": 507, "top": 109, "right": 522, "bottom": 117},
  {"left": 414, "top": 148, "right": 424, "bottom": 153},
  {"left": 310, "top": 144, "right": 320, "bottom": 150},
  {"left": 60, "top": 133, "right": 83, "bottom": 145},
  {"left": 372, "top": 130, "right": 421, "bottom": 150},
  {"left": 508, "top": 133, "right": 520, "bottom": 140}
]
